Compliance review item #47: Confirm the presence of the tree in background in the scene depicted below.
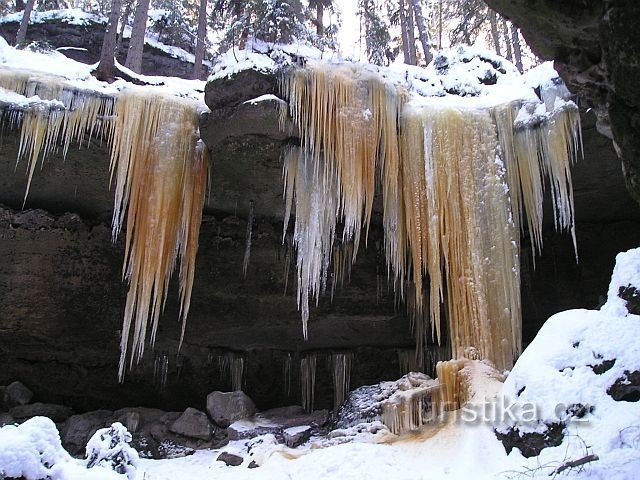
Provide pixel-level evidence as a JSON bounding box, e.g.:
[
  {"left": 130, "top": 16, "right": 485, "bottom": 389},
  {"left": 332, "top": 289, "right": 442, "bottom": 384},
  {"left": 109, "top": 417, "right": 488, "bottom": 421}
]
[
  {"left": 358, "top": 0, "right": 394, "bottom": 66},
  {"left": 410, "top": 0, "right": 432, "bottom": 64},
  {"left": 14, "top": 0, "right": 35, "bottom": 44},
  {"left": 436, "top": 0, "right": 535, "bottom": 70},
  {"left": 94, "top": 0, "right": 123, "bottom": 81},
  {"left": 214, "top": 0, "right": 310, "bottom": 51},
  {"left": 124, "top": 0, "right": 152, "bottom": 72},
  {"left": 192, "top": 0, "right": 207, "bottom": 79},
  {"left": 309, "top": 0, "right": 331, "bottom": 37},
  {"left": 510, "top": 23, "right": 523, "bottom": 72}
]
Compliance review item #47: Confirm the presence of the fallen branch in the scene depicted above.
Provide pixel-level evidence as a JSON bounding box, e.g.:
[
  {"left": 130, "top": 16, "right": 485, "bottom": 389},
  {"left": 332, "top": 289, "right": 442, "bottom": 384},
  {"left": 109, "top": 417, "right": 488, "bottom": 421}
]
[{"left": 550, "top": 454, "right": 599, "bottom": 476}]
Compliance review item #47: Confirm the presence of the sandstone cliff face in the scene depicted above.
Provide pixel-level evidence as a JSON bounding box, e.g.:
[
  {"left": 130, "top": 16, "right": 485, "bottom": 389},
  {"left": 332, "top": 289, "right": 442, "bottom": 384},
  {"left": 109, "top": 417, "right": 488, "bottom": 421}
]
[{"left": 0, "top": 13, "right": 639, "bottom": 413}]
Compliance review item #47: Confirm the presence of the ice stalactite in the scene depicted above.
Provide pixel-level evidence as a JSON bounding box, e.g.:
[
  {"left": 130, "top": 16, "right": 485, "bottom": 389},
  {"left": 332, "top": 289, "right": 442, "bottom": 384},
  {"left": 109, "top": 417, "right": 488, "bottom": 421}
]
[
  {"left": 153, "top": 352, "right": 169, "bottom": 389},
  {"left": 282, "top": 146, "right": 339, "bottom": 339},
  {"left": 280, "top": 60, "right": 581, "bottom": 371},
  {"left": 398, "top": 348, "right": 421, "bottom": 376},
  {"left": 242, "top": 200, "right": 254, "bottom": 278},
  {"left": 331, "top": 353, "right": 353, "bottom": 409},
  {"left": 0, "top": 69, "right": 209, "bottom": 381},
  {"left": 380, "top": 373, "right": 440, "bottom": 435},
  {"left": 230, "top": 356, "right": 245, "bottom": 391},
  {"left": 435, "top": 359, "right": 469, "bottom": 412},
  {"left": 217, "top": 352, "right": 245, "bottom": 391},
  {"left": 330, "top": 241, "right": 354, "bottom": 302},
  {"left": 109, "top": 89, "right": 208, "bottom": 381},
  {"left": 300, "top": 353, "right": 317, "bottom": 412},
  {"left": 0, "top": 69, "right": 115, "bottom": 204},
  {"left": 283, "top": 352, "right": 293, "bottom": 397}
]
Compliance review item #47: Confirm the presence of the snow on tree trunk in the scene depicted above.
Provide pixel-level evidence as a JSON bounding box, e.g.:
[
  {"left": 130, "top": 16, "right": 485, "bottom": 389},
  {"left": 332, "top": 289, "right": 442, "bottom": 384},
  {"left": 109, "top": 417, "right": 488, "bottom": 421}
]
[
  {"left": 406, "top": 0, "right": 417, "bottom": 65},
  {"left": 316, "top": 1, "right": 324, "bottom": 36},
  {"left": 410, "top": 0, "right": 432, "bottom": 65},
  {"left": 125, "top": 0, "right": 152, "bottom": 74},
  {"left": 501, "top": 19, "right": 512, "bottom": 62},
  {"left": 399, "top": 0, "right": 411, "bottom": 65},
  {"left": 510, "top": 24, "right": 523, "bottom": 73},
  {"left": 489, "top": 11, "right": 501, "bottom": 56},
  {"left": 95, "top": 0, "right": 124, "bottom": 81},
  {"left": 14, "top": 0, "right": 35, "bottom": 46},
  {"left": 116, "top": 2, "right": 132, "bottom": 56},
  {"left": 192, "top": 0, "right": 208, "bottom": 80}
]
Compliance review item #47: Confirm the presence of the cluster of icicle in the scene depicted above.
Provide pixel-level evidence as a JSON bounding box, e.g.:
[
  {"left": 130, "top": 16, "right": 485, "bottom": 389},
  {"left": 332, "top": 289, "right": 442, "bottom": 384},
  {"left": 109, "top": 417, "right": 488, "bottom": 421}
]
[
  {"left": 379, "top": 360, "right": 468, "bottom": 435},
  {"left": 0, "top": 68, "right": 209, "bottom": 381},
  {"left": 280, "top": 60, "right": 581, "bottom": 372}
]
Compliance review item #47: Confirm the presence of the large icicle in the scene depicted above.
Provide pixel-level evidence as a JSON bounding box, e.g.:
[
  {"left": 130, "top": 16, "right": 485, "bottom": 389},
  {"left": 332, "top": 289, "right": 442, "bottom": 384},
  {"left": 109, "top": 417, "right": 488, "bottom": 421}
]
[
  {"left": 109, "top": 89, "right": 208, "bottom": 380},
  {"left": 0, "top": 70, "right": 209, "bottom": 381},
  {"left": 331, "top": 352, "right": 353, "bottom": 409},
  {"left": 280, "top": 59, "right": 581, "bottom": 372},
  {"left": 300, "top": 353, "right": 317, "bottom": 412}
]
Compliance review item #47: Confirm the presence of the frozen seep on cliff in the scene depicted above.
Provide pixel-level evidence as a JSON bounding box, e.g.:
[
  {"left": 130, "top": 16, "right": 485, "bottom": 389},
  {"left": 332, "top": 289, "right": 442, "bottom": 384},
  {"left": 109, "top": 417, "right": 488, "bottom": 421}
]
[
  {"left": 0, "top": 38, "right": 209, "bottom": 380},
  {"left": 270, "top": 46, "right": 581, "bottom": 373}
]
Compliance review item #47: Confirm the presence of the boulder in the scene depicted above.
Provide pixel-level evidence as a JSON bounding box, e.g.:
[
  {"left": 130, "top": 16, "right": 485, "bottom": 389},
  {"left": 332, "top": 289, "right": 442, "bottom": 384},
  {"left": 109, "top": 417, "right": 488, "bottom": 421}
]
[
  {"left": 227, "top": 419, "right": 281, "bottom": 441},
  {"left": 61, "top": 409, "right": 114, "bottom": 456},
  {"left": 169, "top": 407, "right": 214, "bottom": 441},
  {"left": 228, "top": 406, "right": 328, "bottom": 442},
  {"left": 495, "top": 423, "right": 565, "bottom": 458},
  {"left": 4, "top": 381, "right": 33, "bottom": 407},
  {"left": 261, "top": 405, "right": 329, "bottom": 429},
  {"left": 283, "top": 425, "right": 312, "bottom": 448},
  {"left": 10, "top": 402, "right": 73, "bottom": 422},
  {"left": 0, "top": 412, "right": 15, "bottom": 426},
  {"left": 206, "top": 391, "right": 256, "bottom": 428},
  {"left": 114, "top": 407, "right": 166, "bottom": 434},
  {"left": 216, "top": 451, "right": 244, "bottom": 466},
  {"left": 607, "top": 370, "right": 640, "bottom": 402}
]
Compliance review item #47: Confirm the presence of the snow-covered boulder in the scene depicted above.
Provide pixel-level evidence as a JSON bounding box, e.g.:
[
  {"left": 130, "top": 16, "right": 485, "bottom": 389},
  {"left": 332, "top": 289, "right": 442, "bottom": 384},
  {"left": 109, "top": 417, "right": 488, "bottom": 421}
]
[
  {"left": 85, "top": 422, "right": 138, "bottom": 480},
  {"left": 0, "top": 416, "right": 71, "bottom": 479},
  {"left": 496, "top": 247, "right": 640, "bottom": 462},
  {"left": 334, "top": 372, "right": 438, "bottom": 433}
]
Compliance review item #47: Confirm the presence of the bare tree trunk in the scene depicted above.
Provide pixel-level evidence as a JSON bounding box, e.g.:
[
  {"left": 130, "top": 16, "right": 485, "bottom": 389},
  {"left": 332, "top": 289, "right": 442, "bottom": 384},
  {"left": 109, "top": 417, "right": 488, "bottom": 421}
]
[
  {"left": 489, "top": 11, "right": 501, "bottom": 56},
  {"left": 406, "top": 0, "right": 417, "bottom": 64},
  {"left": 510, "top": 24, "right": 523, "bottom": 72},
  {"left": 192, "top": 0, "right": 208, "bottom": 80},
  {"left": 116, "top": 1, "right": 132, "bottom": 56},
  {"left": 410, "top": 0, "right": 430, "bottom": 64},
  {"left": 438, "top": 0, "right": 442, "bottom": 49},
  {"left": 95, "top": 0, "right": 123, "bottom": 81},
  {"left": 316, "top": 1, "right": 324, "bottom": 37},
  {"left": 124, "top": 0, "right": 151, "bottom": 73},
  {"left": 501, "top": 19, "right": 512, "bottom": 62},
  {"left": 15, "top": 0, "right": 35, "bottom": 46},
  {"left": 399, "top": 0, "right": 411, "bottom": 64}
]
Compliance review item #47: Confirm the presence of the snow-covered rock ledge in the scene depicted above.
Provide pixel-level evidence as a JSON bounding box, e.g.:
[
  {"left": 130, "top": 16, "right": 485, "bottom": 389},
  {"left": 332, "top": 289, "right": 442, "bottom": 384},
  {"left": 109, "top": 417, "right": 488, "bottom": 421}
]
[{"left": 495, "top": 247, "right": 640, "bottom": 473}]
